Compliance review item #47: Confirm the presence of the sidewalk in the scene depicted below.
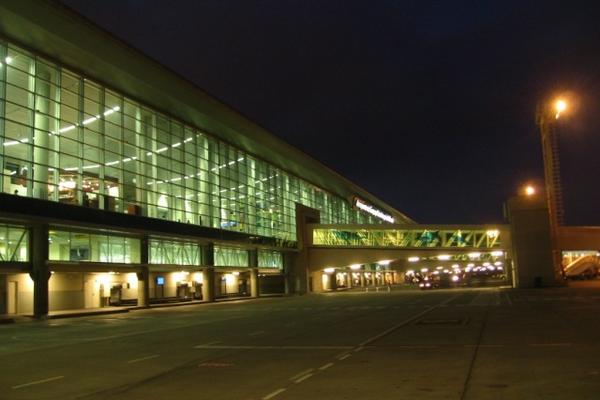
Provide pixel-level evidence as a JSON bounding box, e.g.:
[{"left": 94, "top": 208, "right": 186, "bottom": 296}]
[{"left": 3, "top": 293, "right": 285, "bottom": 322}]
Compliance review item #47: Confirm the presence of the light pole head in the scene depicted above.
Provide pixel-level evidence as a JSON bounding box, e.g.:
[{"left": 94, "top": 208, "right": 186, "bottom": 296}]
[
  {"left": 554, "top": 99, "right": 567, "bottom": 119},
  {"left": 525, "top": 185, "right": 536, "bottom": 196}
]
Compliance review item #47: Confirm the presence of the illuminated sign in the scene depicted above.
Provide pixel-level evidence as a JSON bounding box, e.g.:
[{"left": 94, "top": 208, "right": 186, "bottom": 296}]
[{"left": 354, "top": 198, "right": 395, "bottom": 223}]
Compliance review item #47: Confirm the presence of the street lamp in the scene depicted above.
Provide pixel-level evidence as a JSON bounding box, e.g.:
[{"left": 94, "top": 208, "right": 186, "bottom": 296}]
[{"left": 536, "top": 96, "right": 570, "bottom": 282}]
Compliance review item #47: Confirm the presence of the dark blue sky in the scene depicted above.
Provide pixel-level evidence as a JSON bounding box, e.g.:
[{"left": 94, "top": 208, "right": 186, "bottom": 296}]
[{"left": 61, "top": 0, "right": 600, "bottom": 225}]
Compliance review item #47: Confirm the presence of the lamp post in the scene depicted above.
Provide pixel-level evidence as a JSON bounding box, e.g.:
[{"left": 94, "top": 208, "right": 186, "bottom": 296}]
[{"left": 536, "top": 98, "right": 568, "bottom": 283}]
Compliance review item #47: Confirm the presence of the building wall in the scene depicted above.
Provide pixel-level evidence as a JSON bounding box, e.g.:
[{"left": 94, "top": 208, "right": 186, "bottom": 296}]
[{"left": 49, "top": 272, "right": 84, "bottom": 311}]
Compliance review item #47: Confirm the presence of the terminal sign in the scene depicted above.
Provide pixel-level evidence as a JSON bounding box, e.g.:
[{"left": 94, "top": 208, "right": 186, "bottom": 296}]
[{"left": 354, "top": 198, "right": 395, "bottom": 223}]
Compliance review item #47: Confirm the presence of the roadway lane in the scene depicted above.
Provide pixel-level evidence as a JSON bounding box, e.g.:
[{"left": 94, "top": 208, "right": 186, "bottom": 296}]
[{"left": 1, "top": 286, "right": 599, "bottom": 399}]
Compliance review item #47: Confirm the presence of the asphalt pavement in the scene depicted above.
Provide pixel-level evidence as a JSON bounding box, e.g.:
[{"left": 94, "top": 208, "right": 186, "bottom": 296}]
[{"left": 1, "top": 284, "right": 600, "bottom": 399}]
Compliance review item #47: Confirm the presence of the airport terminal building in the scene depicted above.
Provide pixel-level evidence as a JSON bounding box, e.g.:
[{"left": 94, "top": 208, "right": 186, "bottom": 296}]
[{"left": 0, "top": 1, "right": 412, "bottom": 317}]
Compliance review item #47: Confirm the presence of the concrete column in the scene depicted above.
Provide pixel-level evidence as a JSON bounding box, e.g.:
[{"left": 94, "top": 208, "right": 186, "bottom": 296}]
[
  {"left": 330, "top": 273, "right": 337, "bottom": 291},
  {"left": 30, "top": 224, "right": 50, "bottom": 318},
  {"left": 282, "top": 252, "right": 293, "bottom": 295},
  {"left": 250, "top": 268, "right": 259, "bottom": 298},
  {"left": 203, "top": 243, "right": 215, "bottom": 301},
  {"left": 204, "top": 242, "right": 215, "bottom": 267},
  {"left": 360, "top": 272, "right": 365, "bottom": 287},
  {"left": 202, "top": 267, "right": 215, "bottom": 302},
  {"left": 248, "top": 249, "right": 259, "bottom": 297},
  {"left": 136, "top": 267, "right": 150, "bottom": 308},
  {"left": 137, "top": 235, "right": 149, "bottom": 307},
  {"left": 346, "top": 272, "right": 352, "bottom": 288}
]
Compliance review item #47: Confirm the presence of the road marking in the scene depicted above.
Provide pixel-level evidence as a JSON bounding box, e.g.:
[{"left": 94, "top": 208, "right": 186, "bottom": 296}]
[
  {"left": 338, "top": 353, "right": 351, "bottom": 360},
  {"left": 463, "top": 344, "right": 504, "bottom": 348},
  {"left": 199, "top": 362, "right": 234, "bottom": 367},
  {"left": 196, "top": 340, "right": 221, "bottom": 347},
  {"left": 127, "top": 354, "right": 159, "bottom": 364},
  {"left": 263, "top": 388, "right": 286, "bottom": 400},
  {"left": 357, "top": 295, "right": 458, "bottom": 347},
  {"left": 82, "top": 316, "right": 242, "bottom": 343},
  {"left": 249, "top": 330, "right": 266, "bottom": 336},
  {"left": 504, "top": 293, "right": 512, "bottom": 306},
  {"left": 294, "top": 373, "right": 314, "bottom": 383},
  {"left": 397, "top": 345, "right": 437, "bottom": 349},
  {"left": 194, "top": 345, "right": 353, "bottom": 350},
  {"left": 318, "top": 362, "right": 334, "bottom": 370},
  {"left": 354, "top": 346, "right": 364, "bottom": 352},
  {"left": 530, "top": 343, "right": 572, "bottom": 347},
  {"left": 12, "top": 376, "right": 64, "bottom": 389},
  {"left": 289, "top": 368, "right": 314, "bottom": 381}
]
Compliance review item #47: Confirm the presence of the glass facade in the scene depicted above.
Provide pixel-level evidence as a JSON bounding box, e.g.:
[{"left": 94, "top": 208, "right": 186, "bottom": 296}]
[
  {"left": 312, "top": 227, "right": 503, "bottom": 249},
  {"left": 214, "top": 246, "right": 249, "bottom": 267},
  {"left": 149, "top": 238, "right": 202, "bottom": 265},
  {"left": 258, "top": 250, "right": 283, "bottom": 269},
  {"left": 0, "top": 223, "right": 28, "bottom": 262},
  {"left": 0, "top": 40, "right": 381, "bottom": 244},
  {"left": 49, "top": 229, "right": 140, "bottom": 263}
]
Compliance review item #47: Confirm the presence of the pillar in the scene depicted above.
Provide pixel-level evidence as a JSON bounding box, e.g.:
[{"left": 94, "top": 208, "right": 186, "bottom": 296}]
[
  {"left": 283, "top": 252, "right": 294, "bottom": 295},
  {"left": 203, "top": 242, "right": 215, "bottom": 301},
  {"left": 248, "top": 248, "right": 259, "bottom": 298},
  {"left": 136, "top": 235, "right": 149, "bottom": 307},
  {"left": 346, "top": 272, "right": 352, "bottom": 288},
  {"left": 136, "top": 267, "right": 149, "bottom": 307},
  {"left": 30, "top": 224, "right": 50, "bottom": 318},
  {"left": 250, "top": 268, "right": 259, "bottom": 298},
  {"left": 360, "top": 272, "right": 365, "bottom": 287},
  {"left": 202, "top": 267, "right": 215, "bottom": 302},
  {"left": 329, "top": 273, "right": 337, "bottom": 291}
]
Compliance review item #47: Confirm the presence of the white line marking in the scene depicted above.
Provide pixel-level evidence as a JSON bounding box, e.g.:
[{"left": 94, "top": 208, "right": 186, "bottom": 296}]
[
  {"left": 339, "top": 354, "right": 351, "bottom": 360},
  {"left": 12, "top": 376, "right": 64, "bottom": 389},
  {"left": 505, "top": 293, "right": 513, "bottom": 306},
  {"left": 463, "top": 344, "right": 504, "bottom": 348},
  {"left": 263, "top": 388, "right": 286, "bottom": 400},
  {"left": 530, "top": 343, "right": 572, "bottom": 347},
  {"left": 127, "top": 354, "right": 159, "bottom": 364},
  {"left": 294, "top": 373, "right": 314, "bottom": 383},
  {"left": 354, "top": 346, "right": 364, "bottom": 352},
  {"left": 319, "top": 362, "right": 334, "bottom": 370},
  {"left": 357, "top": 295, "right": 458, "bottom": 347},
  {"left": 248, "top": 330, "right": 266, "bottom": 336},
  {"left": 397, "top": 345, "right": 437, "bottom": 349},
  {"left": 289, "top": 368, "right": 314, "bottom": 381},
  {"left": 194, "top": 345, "right": 352, "bottom": 350},
  {"left": 82, "top": 316, "right": 241, "bottom": 343},
  {"left": 196, "top": 340, "right": 221, "bottom": 347}
]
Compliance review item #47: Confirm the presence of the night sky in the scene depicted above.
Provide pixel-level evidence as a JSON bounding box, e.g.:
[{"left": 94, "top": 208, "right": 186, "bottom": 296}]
[{"left": 61, "top": 0, "right": 600, "bottom": 225}]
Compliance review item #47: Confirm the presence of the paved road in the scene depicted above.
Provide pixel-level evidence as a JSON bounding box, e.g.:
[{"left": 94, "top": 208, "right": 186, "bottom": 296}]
[{"left": 1, "top": 285, "right": 600, "bottom": 399}]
